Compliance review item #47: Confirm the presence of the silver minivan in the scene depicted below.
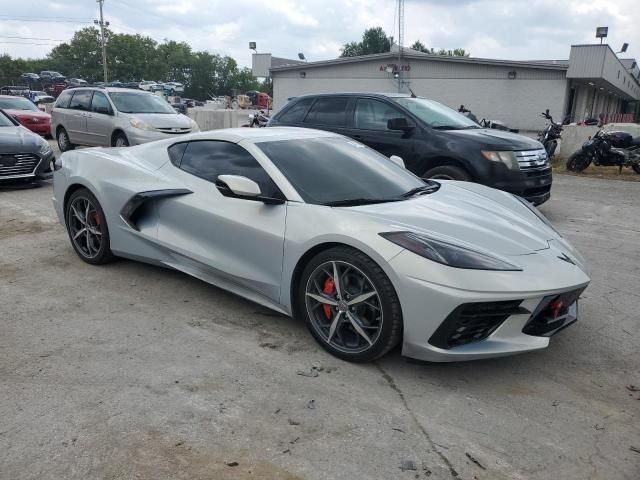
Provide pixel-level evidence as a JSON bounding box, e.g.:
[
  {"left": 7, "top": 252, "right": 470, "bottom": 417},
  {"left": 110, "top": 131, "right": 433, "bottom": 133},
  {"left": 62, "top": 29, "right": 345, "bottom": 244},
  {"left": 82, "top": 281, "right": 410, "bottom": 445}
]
[{"left": 51, "top": 87, "right": 199, "bottom": 151}]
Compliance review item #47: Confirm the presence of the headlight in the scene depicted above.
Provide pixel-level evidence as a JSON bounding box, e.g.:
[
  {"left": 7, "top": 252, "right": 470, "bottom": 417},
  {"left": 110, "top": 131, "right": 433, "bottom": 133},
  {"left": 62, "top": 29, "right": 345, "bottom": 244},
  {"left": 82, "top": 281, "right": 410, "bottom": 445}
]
[
  {"left": 189, "top": 118, "right": 200, "bottom": 132},
  {"left": 481, "top": 150, "right": 519, "bottom": 170},
  {"left": 380, "top": 231, "right": 522, "bottom": 271},
  {"left": 129, "top": 118, "right": 157, "bottom": 131},
  {"left": 38, "top": 141, "right": 53, "bottom": 156},
  {"left": 513, "top": 195, "right": 562, "bottom": 237}
]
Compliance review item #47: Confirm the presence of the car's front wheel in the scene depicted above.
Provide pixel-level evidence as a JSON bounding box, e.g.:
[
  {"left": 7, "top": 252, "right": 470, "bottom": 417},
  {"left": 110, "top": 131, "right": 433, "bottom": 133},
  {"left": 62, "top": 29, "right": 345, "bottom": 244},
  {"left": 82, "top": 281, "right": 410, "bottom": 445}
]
[
  {"left": 423, "top": 165, "right": 471, "bottom": 181},
  {"left": 57, "top": 127, "right": 74, "bottom": 152},
  {"left": 65, "top": 188, "right": 115, "bottom": 265},
  {"left": 298, "top": 247, "right": 403, "bottom": 362}
]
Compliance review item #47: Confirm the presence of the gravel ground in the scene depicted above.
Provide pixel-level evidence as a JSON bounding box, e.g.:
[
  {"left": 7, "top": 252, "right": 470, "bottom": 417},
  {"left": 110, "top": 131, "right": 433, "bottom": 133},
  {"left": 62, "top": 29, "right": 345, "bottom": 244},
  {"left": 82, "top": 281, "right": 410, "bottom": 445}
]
[{"left": 1, "top": 170, "right": 639, "bottom": 480}]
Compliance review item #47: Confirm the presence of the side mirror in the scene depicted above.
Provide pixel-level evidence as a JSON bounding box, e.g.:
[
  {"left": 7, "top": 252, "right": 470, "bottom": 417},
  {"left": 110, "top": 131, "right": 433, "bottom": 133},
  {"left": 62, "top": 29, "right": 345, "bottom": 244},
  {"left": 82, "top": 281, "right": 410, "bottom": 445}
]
[
  {"left": 387, "top": 117, "right": 412, "bottom": 131},
  {"left": 389, "top": 155, "right": 405, "bottom": 168},
  {"left": 217, "top": 175, "right": 261, "bottom": 197}
]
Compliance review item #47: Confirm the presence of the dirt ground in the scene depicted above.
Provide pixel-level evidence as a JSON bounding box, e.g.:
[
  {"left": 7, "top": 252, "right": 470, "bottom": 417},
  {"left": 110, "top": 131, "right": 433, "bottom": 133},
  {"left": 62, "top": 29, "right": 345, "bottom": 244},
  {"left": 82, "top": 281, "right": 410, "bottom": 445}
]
[{"left": 1, "top": 173, "right": 639, "bottom": 479}]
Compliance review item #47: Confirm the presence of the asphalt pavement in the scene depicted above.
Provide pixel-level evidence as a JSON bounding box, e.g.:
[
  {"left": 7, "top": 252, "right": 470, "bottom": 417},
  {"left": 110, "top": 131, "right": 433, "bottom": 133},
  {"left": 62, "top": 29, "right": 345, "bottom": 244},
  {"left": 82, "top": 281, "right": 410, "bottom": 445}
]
[{"left": 1, "top": 170, "right": 639, "bottom": 479}]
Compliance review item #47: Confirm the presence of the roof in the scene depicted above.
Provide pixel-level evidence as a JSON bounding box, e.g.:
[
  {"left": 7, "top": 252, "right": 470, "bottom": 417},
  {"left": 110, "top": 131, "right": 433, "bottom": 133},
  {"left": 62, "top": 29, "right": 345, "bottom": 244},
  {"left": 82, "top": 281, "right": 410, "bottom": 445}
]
[{"left": 269, "top": 51, "right": 570, "bottom": 73}]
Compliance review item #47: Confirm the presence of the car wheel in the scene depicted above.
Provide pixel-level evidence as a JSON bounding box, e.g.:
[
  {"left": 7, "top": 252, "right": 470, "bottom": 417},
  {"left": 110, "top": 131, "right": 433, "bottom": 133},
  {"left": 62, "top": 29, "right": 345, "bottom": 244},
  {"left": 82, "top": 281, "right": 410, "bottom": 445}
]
[
  {"left": 65, "top": 188, "right": 115, "bottom": 265},
  {"left": 423, "top": 165, "right": 471, "bottom": 181},
  {"left": 57, "top": 127, "right": 74, "bottom": 152},
  {"left": 298, "top": 246, "right": 403, "bottom": 362},
  {"left": 113, "top": 132, "right": 130, "bottom": 147}
]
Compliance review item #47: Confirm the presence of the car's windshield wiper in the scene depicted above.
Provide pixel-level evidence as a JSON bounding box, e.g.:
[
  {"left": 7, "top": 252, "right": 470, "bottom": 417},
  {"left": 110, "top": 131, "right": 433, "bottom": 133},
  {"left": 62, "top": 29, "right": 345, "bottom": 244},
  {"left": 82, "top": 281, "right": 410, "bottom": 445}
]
[
  {"left": 401, "top": 183, "right": 440, "bottom": 197},
  {"left": 322, "top": 198, "right": 401, "bottom": 207}
]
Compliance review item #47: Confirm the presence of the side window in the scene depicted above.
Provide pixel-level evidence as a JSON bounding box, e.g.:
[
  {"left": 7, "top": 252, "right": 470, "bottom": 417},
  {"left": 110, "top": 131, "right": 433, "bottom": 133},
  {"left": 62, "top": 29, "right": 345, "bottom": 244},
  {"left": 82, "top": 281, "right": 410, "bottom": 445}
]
[
  {"left": 304, "top": 97, "right": 349, "bottom": 126},
  {"left": 68, "top": 90, "right": 93, "bottom": 111},
  {"left": 277, "top": 97, "right": 314, "bottom": 123},
  {"left": 179, "top": 141, "right": 282, "bottom": 198},
  {"left": 168, "top": 142, "right": 188, "bottom": 166},
  {"left": 55, "top": 90, "right": 73, "bottom": 109},
  {"left": 354, "top": 99, "right": 407, "bottom": 130},
  {"left": 91, "top": 91, "right": 112, "bottom": 114}
]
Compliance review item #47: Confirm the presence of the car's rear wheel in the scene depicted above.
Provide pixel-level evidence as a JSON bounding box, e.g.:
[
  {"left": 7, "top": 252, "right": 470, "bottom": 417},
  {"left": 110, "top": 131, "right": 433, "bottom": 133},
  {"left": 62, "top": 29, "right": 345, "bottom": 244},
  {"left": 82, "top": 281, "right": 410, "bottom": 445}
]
[
  {"left": 57, "top": 127, "right": 74, "bottom": 152},
  {"left": 423, "top": 165, "right": 471, "bottom": 181},
  {"left": 113, "top": 132, "right": 130, "bottom": 147},
  {"left": 298, "top": 247, "right": 402, "bottom": 362},
  {"left": 65, "top": 188, "right": 115, "bottom": 265}
]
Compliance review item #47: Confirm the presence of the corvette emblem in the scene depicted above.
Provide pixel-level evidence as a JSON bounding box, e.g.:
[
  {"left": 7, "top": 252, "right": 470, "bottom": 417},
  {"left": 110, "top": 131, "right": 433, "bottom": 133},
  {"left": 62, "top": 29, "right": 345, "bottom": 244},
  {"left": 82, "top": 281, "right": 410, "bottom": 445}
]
[{"left": 557, "top": 253, "right": 575, "bottom": 265}]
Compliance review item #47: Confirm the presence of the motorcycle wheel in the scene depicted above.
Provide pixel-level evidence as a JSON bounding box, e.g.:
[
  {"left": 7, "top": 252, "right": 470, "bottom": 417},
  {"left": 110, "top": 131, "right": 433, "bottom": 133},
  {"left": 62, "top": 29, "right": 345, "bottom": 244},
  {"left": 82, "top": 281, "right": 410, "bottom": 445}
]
[
  {"left": 632, "top": 164, "right": 640, "bottom": 174},
  {"left": 566, "top": 152, "right": 591, "bottom": 172}
]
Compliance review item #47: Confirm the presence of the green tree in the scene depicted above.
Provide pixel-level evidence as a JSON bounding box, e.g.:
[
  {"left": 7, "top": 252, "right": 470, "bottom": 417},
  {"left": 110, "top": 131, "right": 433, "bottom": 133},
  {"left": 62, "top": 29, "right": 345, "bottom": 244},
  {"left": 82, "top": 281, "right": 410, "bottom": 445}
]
[
  {"left": 409, "top": 40, "right": 469, "bottom": 57},
  {"left": 340, "top": 27, "right": 391, "bottom": 57}
]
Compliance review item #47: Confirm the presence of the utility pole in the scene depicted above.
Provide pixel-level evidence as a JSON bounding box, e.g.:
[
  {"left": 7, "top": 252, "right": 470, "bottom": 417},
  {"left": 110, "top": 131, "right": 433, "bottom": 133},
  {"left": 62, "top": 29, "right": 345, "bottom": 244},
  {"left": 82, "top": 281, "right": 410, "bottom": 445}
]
[
  {"left": 95, "top": 0, "right": 109, "bottom": 84},
  {"left": 397, "top": 0, "right": 404, "bottom": 92}
]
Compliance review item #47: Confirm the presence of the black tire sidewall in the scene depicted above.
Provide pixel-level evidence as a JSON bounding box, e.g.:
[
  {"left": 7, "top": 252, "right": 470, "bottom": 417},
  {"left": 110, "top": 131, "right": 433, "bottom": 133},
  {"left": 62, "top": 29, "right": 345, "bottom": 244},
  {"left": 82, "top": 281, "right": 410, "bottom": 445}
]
[
  {"left": 567, "top": 152, "right": 590, "bottom": 172},
  {"left": 113, "top": 133, "right": 129, "bottom": 147},
  {"left": 424, "top": 165, "right": 471, "bottom": 181},
  {"left": 57, "top": 128, "right": 74, "bottom": 152},
  {"left": 65, "top": 188, "right": 114, "bottom": 265},
  {"left": 297, "top": 247, "right": 402, "bottom": 362}
]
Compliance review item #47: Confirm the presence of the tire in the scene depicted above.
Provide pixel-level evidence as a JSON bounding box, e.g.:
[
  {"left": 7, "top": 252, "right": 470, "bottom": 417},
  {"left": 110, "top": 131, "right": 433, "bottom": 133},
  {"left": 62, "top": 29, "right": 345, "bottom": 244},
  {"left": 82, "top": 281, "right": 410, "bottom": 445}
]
[
  {"left": 297, "top": 246, "right": 403, "bottom": 362},
  {"left": 632, "top": 164, "right": 640, "bottom": 174},
  {"left": 56, "top": 127, "right": 74, "bottom": 152},
  {"left": 566, "top": 152, "right": 591, "bottom": 172},
  {"left": 112, "top": 132, "right": 129, "bottom": 147},
  {"left": 65, "top": 188, "right": 115, "bottom": 265},
  {"left": 423, "top": 165, "right": 471, "bottom": 181}
]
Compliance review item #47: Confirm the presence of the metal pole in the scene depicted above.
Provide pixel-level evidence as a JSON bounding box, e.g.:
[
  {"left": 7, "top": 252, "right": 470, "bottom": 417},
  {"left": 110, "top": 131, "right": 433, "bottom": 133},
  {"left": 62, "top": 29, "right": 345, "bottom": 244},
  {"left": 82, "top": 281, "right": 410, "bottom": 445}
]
[{"left": 97, "top": 0, "right": 108, "bottom": 84}]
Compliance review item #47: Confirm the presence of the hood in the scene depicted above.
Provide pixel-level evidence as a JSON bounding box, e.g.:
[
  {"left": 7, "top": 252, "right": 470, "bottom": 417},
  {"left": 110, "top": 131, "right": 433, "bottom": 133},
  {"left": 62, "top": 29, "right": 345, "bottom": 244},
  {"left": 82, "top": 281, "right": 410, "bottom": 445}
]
[
  {"left": 126, "top": 113, "right": 191, "bottom": 129},
  {"left": 0, "top": 126, "right": 46, "bottom": 152},
  {"left": 349, "top": 182, "right": 555, "bottom": 256},
  {"left": 5, "top": 109, "right": 51, "bottom": 121},
  {"left": 443, "top": 128, "right": 543, "bottom": 150}
]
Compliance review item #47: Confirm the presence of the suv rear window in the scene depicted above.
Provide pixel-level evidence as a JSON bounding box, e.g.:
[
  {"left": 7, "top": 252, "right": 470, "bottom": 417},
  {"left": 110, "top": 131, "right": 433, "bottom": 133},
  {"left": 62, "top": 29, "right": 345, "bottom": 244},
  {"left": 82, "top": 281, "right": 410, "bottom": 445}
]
[
  {"left": 55, "top": 90, "right": 73, "bottom": 109},
  {"left": 277, "top": 97, "right": 314, "bottom": 123},
  {"left": 304, "top": 97, "right": 349, "bottom": 126}
]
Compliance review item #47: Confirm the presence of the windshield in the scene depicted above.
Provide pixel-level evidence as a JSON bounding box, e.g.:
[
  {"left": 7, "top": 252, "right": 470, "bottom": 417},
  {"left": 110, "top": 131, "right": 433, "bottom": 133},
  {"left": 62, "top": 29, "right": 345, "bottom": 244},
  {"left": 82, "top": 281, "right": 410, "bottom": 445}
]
[
  {"left": 256, "top": 137, "right": 431, "bottom": 205},
  {"left": 0, "top": 97, "right": 38, "bottom": 111},
  {"left": 0, "top": 111, "right": 16, "bottom": 126},
  {"left": 393, "top": 97, "right": 479, "bottom": 129},
  {"left": 109, "top": 92, "right": 176, "bottom": 114}
]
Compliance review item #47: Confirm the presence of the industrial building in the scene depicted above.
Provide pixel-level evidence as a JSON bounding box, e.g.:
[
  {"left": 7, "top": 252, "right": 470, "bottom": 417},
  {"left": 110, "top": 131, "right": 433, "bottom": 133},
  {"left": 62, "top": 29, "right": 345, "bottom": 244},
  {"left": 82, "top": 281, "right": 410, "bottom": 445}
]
[{"left": 259, "top": 44, "right": 640, "bottom": 131}]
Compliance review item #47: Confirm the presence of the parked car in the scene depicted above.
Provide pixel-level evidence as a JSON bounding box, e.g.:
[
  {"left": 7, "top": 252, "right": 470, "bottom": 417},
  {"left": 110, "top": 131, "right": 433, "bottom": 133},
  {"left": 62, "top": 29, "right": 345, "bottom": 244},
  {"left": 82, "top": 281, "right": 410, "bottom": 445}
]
[
  {"left": 44, "top": 83, "right": 67, "bottom": 98},
  {"left": 20, "top": 72, "right": 40, "bottom": 83},
  {"left": 163, "top": 82, "right": 185, "bottom": 94},
  {"left": 122, "top": 81, "right": 140, "bottom": 90},
  {"left": 28, "top": 90, "right": 55, "bottom": 104},
  {"left": 51, "top": 87, "right": 199, "bottom": 150},
  {"left": 51, "top": 127, "right": 589, "bottom": 362},
  {"left": 39, "top": 71, "right": 66, "bottom": 82},
  {"left": 0, "top": 95, "right": 52, "bottom": 136},
  {"left": 0, "top": 109, "right": 54, "bottom": 181},
  {"left": 269, "top": 93, "right": 552, "bottom": 205},
  {"left": 67, "top": 78, "right": 88, "bottom": 87},
  {"left": 138, "top": 80, "right": 158, "bottom": 91},
  {"left": 0, "top": 85, "right": 30, "bottom": 97}
]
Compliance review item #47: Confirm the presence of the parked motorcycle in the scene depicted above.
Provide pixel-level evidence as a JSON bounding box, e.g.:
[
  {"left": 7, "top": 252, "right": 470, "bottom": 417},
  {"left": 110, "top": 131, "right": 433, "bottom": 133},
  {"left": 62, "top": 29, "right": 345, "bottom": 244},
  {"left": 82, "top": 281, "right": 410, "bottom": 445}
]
[
  {"left": 458, "top": 105, "right": 519, "bottom": 133},
  {"left": 538, "top": 109, "right": 563, "bottom": 158},
  {"left": 243, "top": 110, "right": 270, "bottom": 128},
  {"left": 566, "top": 129, "right": 640, "bottom": 174}
]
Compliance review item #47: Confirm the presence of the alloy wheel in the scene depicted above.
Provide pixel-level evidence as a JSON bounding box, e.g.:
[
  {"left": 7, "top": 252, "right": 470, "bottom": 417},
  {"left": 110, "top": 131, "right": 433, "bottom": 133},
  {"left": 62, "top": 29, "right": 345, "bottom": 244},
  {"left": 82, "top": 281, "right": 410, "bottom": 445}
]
[
  {"left": 58, "top": 130, "right": 68, "bottom": 150},
  {"left": 68, "top": 196, "right": 103, "bottom": 259},
  {"left": 305, "top": 261, "right": 383, "bottom": 354}
]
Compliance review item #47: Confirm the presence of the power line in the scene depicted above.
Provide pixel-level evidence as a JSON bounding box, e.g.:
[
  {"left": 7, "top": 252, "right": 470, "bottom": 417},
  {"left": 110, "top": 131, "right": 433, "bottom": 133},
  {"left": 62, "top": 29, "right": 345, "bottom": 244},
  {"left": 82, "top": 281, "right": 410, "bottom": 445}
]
[{"left": 0, "top": 35, "right": 65, "bottom": 41}]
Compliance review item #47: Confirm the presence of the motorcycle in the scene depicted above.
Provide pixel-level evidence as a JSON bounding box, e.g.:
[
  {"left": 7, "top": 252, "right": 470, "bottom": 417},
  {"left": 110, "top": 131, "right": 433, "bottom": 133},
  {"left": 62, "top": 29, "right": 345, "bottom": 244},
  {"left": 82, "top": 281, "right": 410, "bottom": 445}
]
[
  {"left": 458, "top": 105, "right": 519, "bottom": 133},
  {"left": 537, "top": 109, "right": 563, "bottom": 158},
  {"left": 566, "top": 129, "right": 640, "bottom": 174},
  {"left": 242, "top": 110, "right": 270, "bottom": 128}
]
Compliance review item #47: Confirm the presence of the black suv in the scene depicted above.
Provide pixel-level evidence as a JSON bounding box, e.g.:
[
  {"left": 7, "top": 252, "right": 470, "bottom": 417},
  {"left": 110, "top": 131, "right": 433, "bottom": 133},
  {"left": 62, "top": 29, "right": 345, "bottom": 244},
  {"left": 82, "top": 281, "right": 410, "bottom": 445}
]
[{"left": 268, "top": 93, "right": 551, "bottom": 204}]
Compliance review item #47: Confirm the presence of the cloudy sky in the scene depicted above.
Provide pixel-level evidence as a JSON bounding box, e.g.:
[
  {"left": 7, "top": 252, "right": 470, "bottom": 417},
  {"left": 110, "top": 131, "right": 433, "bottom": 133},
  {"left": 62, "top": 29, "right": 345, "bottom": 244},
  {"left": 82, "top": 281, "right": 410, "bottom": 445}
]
[{"left": 1, "top": 0, "right": 638, "bottom": 65}]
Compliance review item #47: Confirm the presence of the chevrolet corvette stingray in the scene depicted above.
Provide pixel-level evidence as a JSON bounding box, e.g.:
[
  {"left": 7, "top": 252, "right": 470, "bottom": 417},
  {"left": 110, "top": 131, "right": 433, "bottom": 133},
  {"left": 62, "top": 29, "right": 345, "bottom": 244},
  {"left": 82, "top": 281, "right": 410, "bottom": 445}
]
[{"left": 52, "top": 127, "right": 590, "bottom": 362}]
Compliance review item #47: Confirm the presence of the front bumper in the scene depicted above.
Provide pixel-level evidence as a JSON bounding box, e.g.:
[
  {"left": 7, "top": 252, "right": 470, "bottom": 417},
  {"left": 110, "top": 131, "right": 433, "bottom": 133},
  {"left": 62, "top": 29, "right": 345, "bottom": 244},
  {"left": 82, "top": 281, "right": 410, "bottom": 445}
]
[
  {"left": 0, "top": 151, "right": 54, "bottom": 182},
  {"left": 389, "top": 245, "right": 590, "bottom": 362},
  {"left": 125, "top": 127, "right": 192, "bottom": 146},
  {"left": 24, "top": 122, "right": 51, "bottom": 136},
  {"left": 487, "top": 165, "right": 552, "bottom": 206}
]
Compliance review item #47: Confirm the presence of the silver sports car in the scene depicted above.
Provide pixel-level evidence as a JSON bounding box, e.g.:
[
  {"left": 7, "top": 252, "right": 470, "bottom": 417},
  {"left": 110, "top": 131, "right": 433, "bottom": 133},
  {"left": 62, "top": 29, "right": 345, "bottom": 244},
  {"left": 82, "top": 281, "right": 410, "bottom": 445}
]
[{"left": 52, "top": 127, "right": 590, "bottom": 362}]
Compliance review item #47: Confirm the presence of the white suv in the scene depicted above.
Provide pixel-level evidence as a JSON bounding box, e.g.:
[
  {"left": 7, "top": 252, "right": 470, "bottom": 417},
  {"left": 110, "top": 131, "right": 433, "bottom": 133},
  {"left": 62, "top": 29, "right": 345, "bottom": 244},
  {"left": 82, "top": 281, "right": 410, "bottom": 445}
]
[{"left": 51, "top": 87, "right": 199, "bottom": 150}]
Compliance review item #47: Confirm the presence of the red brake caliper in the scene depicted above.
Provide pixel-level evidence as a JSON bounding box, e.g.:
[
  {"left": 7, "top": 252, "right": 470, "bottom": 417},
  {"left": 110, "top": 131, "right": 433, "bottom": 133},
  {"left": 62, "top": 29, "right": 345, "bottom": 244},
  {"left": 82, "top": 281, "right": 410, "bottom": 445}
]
[
  {"left": 322, "top": 277, "right": 336, "bottom": 319},
  {"left": 92, "top": 212, "right": 101, "bottom": 226}
]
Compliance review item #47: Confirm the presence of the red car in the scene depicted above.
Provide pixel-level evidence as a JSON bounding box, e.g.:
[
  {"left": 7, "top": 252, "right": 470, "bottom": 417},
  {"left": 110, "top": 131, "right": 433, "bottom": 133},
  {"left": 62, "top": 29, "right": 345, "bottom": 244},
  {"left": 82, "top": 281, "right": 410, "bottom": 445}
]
[{"left": 0, "top": 95, "right": 51, "bottom": 137}]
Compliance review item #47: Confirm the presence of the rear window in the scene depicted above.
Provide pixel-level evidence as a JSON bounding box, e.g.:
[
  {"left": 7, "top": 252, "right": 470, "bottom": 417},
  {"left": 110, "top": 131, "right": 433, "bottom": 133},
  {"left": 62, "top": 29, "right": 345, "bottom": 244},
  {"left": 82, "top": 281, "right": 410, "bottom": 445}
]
[
  {"left": 68, "top": 90, "right": 93, "bottom": 111},
  {"left": 276, "top": 97, "right": 314, "bottom": 123},
  {"left": 304, "top": 97, "right": 349, "bottom": 126},
  {"left": 55, "top": 90, "right": 73, "bottom": 109}
]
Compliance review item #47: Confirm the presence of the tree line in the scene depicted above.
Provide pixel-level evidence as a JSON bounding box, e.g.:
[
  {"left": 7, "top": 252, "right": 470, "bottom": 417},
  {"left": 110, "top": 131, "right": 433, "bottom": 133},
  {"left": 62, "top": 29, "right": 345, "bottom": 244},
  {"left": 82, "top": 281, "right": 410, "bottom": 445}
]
[
  {"left": 0, "top": 27, "right": 270, "bottom": 100},
  {"left": 341, "top": 27, "right": 469, "bottom": 58}
]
